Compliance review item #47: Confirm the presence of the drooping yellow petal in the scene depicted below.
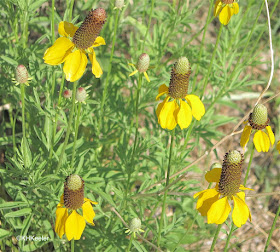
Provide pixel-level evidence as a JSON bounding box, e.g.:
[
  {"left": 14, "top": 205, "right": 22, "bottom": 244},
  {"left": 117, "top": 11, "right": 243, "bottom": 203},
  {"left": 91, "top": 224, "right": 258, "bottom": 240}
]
[
  {"left": 144, "top": 72, "right": 150, "bottom": 82},
  {"left": 185, "top": 95, "right": 205, "bottom": 121},
  {"left": 214, "top": 0, "right": 223, "bottom": 17},
  {"left": 82, "top": 201, "right": 95, "bottom": 225},
  {"left": 232, "top": 2, "right": 239, "bottom": 14},
  {"left": 65, "top": 210, "right": 86, "bottom": 240},
  {"left": 129, "top": 70, "right": 138, "bottom": 77},
  {"left": 55, "top": 207, "right": 68, "bottom": 238},
  {"left": 156, "top": 97, "right": 167, "bottom": 119},
  {"left": 176, "top": 100, "right": 192, "bottom": 130},
  {"left": 58, "top": 21, "right": 78, "bottom": 37},
  {"left": 207, "top": 196, "right": 231, "bottom": 225},
  {"left": 84, "top": 198, "right": 98, "bottom": 205},
  {"left": 277, "top": 141, "right": 280, "bottom": 154},
  {"left": 63, "top": 50, "right": 87, "bottom": 82},
  {"left": 156, "top": 84, "right": 169, "bottom": 100},
  {"left": 239, "top": 184, "right": 254, "bottom": 191},
  {"left": 195, "top": 188, "right": 220, "bottom": 216},
  {"left": 159, "top": 100, "right": 178, "bottom": 130},
  {"left": 88, "top": 49, "right": 103, "bottom": 78},
  {"left": 253, "top": 130, "right": 270, "bottom": 152},
  {"left": 219, "top": 5, "right": 234, "bottom": 25},
  {"left": 205, "top": 168, "right": 222, "bottom": 183},
  {"left": 232, "top": 192, "right": 250, "bottom": 227},
  {"left": 240, "top": 125, "right": 252, "bottom": 149},
  {"left": 265, "top": 126, "right": 275, "bottom": 146},
  {"left": 43, "top": 37, "right": 74, "bottom": 65},
  {"left": 91, "top": 36, "right": 106, "bottom": 48}
]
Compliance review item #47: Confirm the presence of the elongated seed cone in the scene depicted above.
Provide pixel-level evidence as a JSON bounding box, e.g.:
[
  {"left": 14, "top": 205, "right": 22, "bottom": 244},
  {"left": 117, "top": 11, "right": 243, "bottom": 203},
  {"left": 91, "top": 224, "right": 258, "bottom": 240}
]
[
  {"left": 168, "top": 57, "right": 191, "bottom": 99},
  {"left": 249, "top": 104, "right": 269, "bottom": 130},
  {"left": 73, "top": 8, "right": 106, "bottom": 49},
  {"left": 16, "top": 65, "right": 29, "bottom": 84},
  {"left": 64, "top": 174, "right": 84, "bottom": 210},
  {"left": 136, "top": 53, "right": 150, "bottom": 73},
  {"left": 218, "top": 150, "right": 243, "bottom": 197},
  {"left": 222, "top": 0, "right": 235, "bottom": 4}
]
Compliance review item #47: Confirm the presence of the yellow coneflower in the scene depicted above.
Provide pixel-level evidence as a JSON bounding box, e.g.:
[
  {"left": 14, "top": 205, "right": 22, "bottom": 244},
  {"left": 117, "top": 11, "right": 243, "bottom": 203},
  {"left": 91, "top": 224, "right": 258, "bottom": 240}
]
[
  {"left": 129, "top": 53, "right": 151, "bottom": 82},
  {"left": 55, "top": 174, "right": 97, "bottom": 240},
  {"left": 194, "top": 150, "right": 253, "bottom": 227},
  {"left": 214, "top": 0, "right": 239, "bottom": 25},
  {"left": 44, "top": 8, "right": 106, "bottom": 82}
]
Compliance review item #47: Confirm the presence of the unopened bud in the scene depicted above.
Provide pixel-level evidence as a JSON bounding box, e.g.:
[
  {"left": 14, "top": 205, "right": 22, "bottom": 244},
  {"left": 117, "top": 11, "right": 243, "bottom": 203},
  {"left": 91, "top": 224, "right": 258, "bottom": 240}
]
[
  {"left": 76, "top": 87, "right": 87, "bottom": 102},
  {"left": 252, "top": 104, "right": 268, "bottom": 126},
  {"left": 16, "top": 65, "right": 29, "bottom": 84},
  {"left": 63, "top": 90, "right": 72, "bottom": 99},
  {"left": 129, "top": 218, "right": 142, "bottom": 232},
  {"left": 115, "top": 0, "right": 124, "bottom": 9},
  {"left": 136, "top": 53, "right": 150, "bottom": 73}
]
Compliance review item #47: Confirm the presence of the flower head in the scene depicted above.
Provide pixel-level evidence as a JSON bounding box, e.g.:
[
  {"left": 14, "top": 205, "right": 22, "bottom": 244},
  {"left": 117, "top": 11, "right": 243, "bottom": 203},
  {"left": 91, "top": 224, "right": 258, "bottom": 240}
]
[
  {"left": 114, "top": 0, "right": 125, "bottom": 9},
  {"left": 214, "top": 0, "right": 239, "bottom": 25},
  {"left": 156, "top": 57, "right": 205, "bottom": 130},
  {"left": 125, "top": 218, "right": 144, "bottom": 238},
  {"left": 194, "top": 150, "right": 253, "bottom": 227},
  {"left": 55, "top": 174, "right": 98, "bottom": 240},
  {"left": 129, "top": 53, "right": 151, "bottom": 82},
  {"left": 240, "top": 104, "right": 275, "bottom": 152},
  {"left": 63, "top": 89, "right": 72, "bottom": 99},
  {"left": 76, "top": 87, "right": 87, "bottom": 103},
  {"left": 13, "top": 65, "right": 32, "bottom": 86},
  {"left": 43, "top": 8, "right": 106, "bottom": 82}
]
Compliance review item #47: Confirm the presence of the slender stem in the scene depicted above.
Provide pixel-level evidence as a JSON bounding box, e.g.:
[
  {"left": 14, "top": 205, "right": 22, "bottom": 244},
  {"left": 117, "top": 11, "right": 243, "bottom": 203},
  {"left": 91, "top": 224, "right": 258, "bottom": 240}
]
[
  {"left": 70, "top": 102, "right": 82, "bottom": 169},
  {"left": 68, "top": 0, "right": 75, "bottom": 22},
  {"left": 210, "top": 224, "right": 222, "bottom": 252},
  {"left": 223, "top": 223, "right": 235, "bottom": 252},
  {"left": 192, "top": 0, "right": 214, "bottom": 91},
  {"left": 126, "top": 235, "right": 134, "bottom": 252},
  {"left": 8, "top": 109, "right": 16, "bottom": 154},
  {"left": 20, "top": 83, "right": 27, "bottom": 167},
  {"left": 141, "top": 0, "right": 155, "bottom": 52},
  {"left": 56, "top": 81, "right": 78, "bottom": 173},
  {"left": 244, "top": 145, "right": 255, "bottom": 186},
  {"left": 200, "top": 24, "right": 223, "bottom": 97},
  {"left": 71, "top": 239, "right": 74, "bottom": 252},
  {"left": 124, "top": 74, "right": 143, "bottom": 208},
  {"left": 157, "top": 131, "right": 175, "bottom": 247},
  {"left": 264, "top": 204, "right": 280, "bottom": 252},
  {"left": 48, "top": 76, "right": 65, "bottom": 161},
  {"left": 51, "top": 0, "right": 55, "bottom": 43},
  {"left": 99, "top": 9, "right": 120, "bottom": 132}
]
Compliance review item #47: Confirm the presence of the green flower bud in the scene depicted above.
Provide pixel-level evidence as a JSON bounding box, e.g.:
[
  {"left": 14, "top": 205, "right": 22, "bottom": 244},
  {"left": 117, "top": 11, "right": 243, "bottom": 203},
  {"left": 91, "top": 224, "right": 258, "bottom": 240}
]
[
  {"left": 76, "top": 87, "right": 87, "bottom": 102},
  {"left": 115, "top": 0, "right": 124, "bottom": 9},
  {"left": 136, "top": 53, "right": 150, "bottom": 73},
  {"left": 16, "top": 65, "right": 29, "bottom": 84},
  {"left": 129, "top": 218, "right": 142, "bottom": 233},
  {"left": 252, "top": 104, "right": 268, "bottom": 126},
  {"left": 63, "top": 89, "right": 72, "bottom": 99}
]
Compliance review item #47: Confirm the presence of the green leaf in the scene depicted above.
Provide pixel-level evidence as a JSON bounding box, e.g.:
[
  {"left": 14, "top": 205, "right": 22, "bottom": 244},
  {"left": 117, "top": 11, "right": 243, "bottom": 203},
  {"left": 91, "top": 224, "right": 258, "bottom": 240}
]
[
  {"left": 0, "top": 201, "right": 27, "bottom": 210},
  {"left": 5, "top": 208, "right": 32, "bottom": 217},
  {"left": 0, "top": 229, "right": 11, "bottom": 239}
]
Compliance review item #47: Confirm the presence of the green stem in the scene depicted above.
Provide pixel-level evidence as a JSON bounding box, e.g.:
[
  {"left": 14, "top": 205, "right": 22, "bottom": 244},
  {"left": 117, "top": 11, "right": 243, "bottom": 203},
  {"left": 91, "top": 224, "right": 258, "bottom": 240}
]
[
  {"left": 49, "top": 76, "right": 65, "bottom": 161},
  {"left": 68, "top": 0, "right": 75, "bottom": 22},
  {"left": 126, "top": 234, "right": 134, "bottom": 252},
  {"left": 56, "top": 81, "right": 78, "bottom": 173},
  {"left": 99, "top": 9, "right": 120, "bottom": 132},
  {"left": 71, "top": 239, "right": 74, "bottom": 252},
  {"left": 70, "top": 102, "right": 82, "bottom": 169},
  {"left": 20, "top": 83, "right": 27, "bottom": 167},
  {"left": 244, "top": 145, "right": 255, "bottom": 186},
  {"left": 141, "top": 0, "right": 155, "bottom": 52},
  {"left": 200, "top": 24, "right": 223, "bottom": 97},
  {"left": 192, "top": 0, "right": 214, "bottom": 91},
  {"left": 51, "top": 0, "right": 55, "bottom": 43},
  {"left": 157, "top": 131, "right": 175, "bottom": 247},
  {"left": 210, "top": 224, "right": 222, "bottom": 252},
  {"left": 223, "top": 223, "right": 234, "bottom": 252},
  {"left": 264, "top": 204, "right": 280, "bottom": 252},
  {"left": 8, "top": 109, "right": 16, "bottom": 154}
]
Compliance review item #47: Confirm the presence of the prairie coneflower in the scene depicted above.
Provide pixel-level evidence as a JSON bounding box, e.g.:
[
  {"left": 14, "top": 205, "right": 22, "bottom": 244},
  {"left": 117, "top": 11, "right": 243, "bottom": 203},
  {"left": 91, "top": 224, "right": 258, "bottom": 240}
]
[
  {"left": 194, "top": 150, "right": 253, "bottom": 227},
  {"left": 214, "top": 0, "right": 239, "bottom": 25},
  {"left": 44, "top": 8, "right": 106, "bottom": 82},
  {"left": 240, "top": 104, "right": 275, "bottom": 152},
  {"left": 13, "top": 65, "right": 32, "bottom": 86},
  {"left": 156, "top": 57, "right": 205, "bottom": 130},
  {"left": 55, "top": 174, "right": 97, "bottom": 240},
  {"left": 125, "top": 218, "right": 144, "bottom": 238},
  {"left": 129, "top": 53, "right": 151, "bottom": 82}
]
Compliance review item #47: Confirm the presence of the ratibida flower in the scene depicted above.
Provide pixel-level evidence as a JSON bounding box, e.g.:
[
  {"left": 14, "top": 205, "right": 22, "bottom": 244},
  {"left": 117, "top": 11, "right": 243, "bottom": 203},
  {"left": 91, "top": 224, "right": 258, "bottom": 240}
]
[
  {"left": 43, "top": 8, "right": 106, "bottom": 82},
  {"left": 240, "top": 104, "right": 275, "bottom": 152},
  {"left": 194, "top": 150, "right": 253, "bottom": 227},
  {"left": 214, "top": 0, "right": 239, "bottom": 25},
  {"left": 156, "top": 57, "right": 205, "bottom": 130},
  {"left": 125, "top": 218, "right": 144, "bottom": 238},
  {"left": 13, "top": 65, "right": 32, "bottom": 86},
  {"left": 129, "top": 53, "right": 151, "bottom": 82},
  {"left": 55, "top": 174, "right": 97, "bottom": 240}
]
